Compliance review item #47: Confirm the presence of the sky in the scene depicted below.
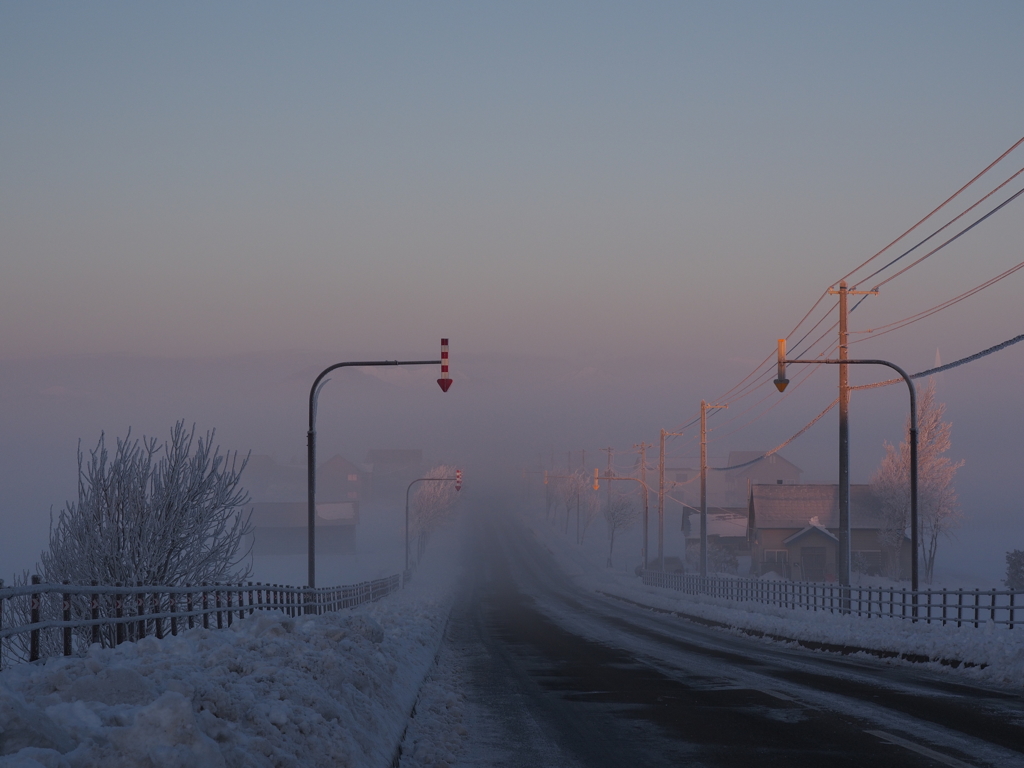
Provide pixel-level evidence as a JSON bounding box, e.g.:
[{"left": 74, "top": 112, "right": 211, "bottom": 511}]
[{"left": 2, "top": 1, "right": 1023, "bottom": 583}]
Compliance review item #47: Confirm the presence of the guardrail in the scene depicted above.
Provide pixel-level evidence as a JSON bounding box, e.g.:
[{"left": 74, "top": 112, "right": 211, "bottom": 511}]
[
  {"left": 0, "top": 574, "right": 402, "bottom": 669},
  {"left": 641, "top": 570, "right": 1020, "bottom": 628}
]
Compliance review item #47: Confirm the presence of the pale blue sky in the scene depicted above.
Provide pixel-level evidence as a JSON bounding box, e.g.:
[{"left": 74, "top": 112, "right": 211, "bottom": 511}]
[{"left": 1, "top": 2, "right": 1022, "bottom": 581}]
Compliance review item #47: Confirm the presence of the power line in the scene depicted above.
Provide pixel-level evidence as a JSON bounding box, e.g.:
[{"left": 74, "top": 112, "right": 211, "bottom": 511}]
[
  {"left": 872, "top": 185, "right": 1024, "bottom": 290},
  {"left": 837, "top": 134, "right": 1024, "bottom": 286},
  {"left": 851, "top": 165, "right": 1024, "bottom": 290},
  {"left": 711, "top": 331, "right": 1024, "bottom": 475},
  {"left": 851, "top": 332, "right": 1024, "bottom": 392},
  {"left": 850, "top": 259, "right": 1024, "bottom": 343}
]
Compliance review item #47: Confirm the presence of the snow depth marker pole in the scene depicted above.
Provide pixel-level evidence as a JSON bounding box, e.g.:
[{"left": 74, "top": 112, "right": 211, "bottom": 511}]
[{"left": 437, "top": 338, "right": 452, "bottom": 392}]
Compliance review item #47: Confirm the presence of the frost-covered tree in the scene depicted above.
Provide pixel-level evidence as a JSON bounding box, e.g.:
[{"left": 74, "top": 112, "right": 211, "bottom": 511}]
[
  {"left": 870, "top": 381, "right": 963, "bottom": 583},
  {"left": 1005, "top": 550, "right": 1024, "bottom": 590},
  {"left": 603, "top": 494, "right": 639, "bottom": 567},
  {"left": 412, "top": 465, "right": 461, "bottom": 559},
  {"left": 41, "top": 421, "right": 253, "bottom": 587},
  {"left": 556, "top": 472, "right": 585, "bottom": 535}
]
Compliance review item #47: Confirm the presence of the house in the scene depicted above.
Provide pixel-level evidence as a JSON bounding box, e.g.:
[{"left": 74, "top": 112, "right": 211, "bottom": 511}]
[
  {"left": 244, "top": 454, "right": 369, "bottom": 556},
  {"left": 747, "top": 484, "right": 910, "bottom": 581},
  {"left": 682, "top": 507, "right": 751, "bottom": 574}
]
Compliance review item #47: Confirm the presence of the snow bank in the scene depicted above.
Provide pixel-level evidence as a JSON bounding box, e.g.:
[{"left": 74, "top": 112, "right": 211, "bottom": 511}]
[
  {"left": 396, "top": 636, "right": 468, "bottom": 768},
  {"left": 0, "top": 528, "right": 463, "bottom": 768},
  {"left": 525, "top": 511, "right": 1024, "bottom": 689}
]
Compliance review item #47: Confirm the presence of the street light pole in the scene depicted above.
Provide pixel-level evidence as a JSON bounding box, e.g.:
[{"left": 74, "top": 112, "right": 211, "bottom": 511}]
[
  {"left": 405, "top": 473, "right": 462, "bottom": 577},
  {"left": 775, "top": 350, "right": 919, "bottom": 601},
  {"left": 307, "top": 354, "right": 445, "bottom": 593}
]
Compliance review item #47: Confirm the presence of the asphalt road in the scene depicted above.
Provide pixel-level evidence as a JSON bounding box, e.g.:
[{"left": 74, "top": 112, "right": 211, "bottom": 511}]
[{"left": 441, "top": 512, "right": 1024, "bottom": 768}]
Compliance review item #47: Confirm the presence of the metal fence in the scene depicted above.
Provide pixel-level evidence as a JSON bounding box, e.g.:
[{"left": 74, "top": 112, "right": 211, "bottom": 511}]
[
  {"left": 0, "top": 573, "right": 402, "bottom": 669},
  {"left": 641, "top": 570, "right": 1020, "bottom": 628}
]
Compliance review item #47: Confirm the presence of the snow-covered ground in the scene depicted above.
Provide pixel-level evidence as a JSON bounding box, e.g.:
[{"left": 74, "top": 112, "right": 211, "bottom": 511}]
[
  {"left": 525, "top": 505, "right": 1024, "bottom": 689},
  {"left": 0, "top": 524, "right": 464, "bottom": 768}
]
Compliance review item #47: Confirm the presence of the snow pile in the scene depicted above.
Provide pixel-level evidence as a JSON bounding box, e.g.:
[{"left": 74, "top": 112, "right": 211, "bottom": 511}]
[
  {"left": 0, "top": 529, "right": 463, "bottom": 768},
  {"left": 526, "top": 512, "right": 1024, "bottom": 688}
]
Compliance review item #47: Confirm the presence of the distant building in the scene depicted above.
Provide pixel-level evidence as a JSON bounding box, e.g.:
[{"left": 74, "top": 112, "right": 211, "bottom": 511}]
[
  {"left": 243, "top": 454, "right": 369, "bottom": 556},
  {"left": 747, "top": 484, "right": 910, "bottom": 582},
  {"left": 682, "top": 507, "right": 751, "bottom": 574}
]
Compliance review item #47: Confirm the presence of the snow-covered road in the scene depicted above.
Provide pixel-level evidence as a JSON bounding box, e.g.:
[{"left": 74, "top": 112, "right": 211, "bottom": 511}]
[{"left": 425, "top": 512, "right": 1024, "bottom": 767}]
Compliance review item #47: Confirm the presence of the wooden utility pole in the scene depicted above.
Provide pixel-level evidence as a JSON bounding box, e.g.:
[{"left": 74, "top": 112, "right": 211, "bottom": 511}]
[
  {"left": 658, "top": 430, "right": 665, "bottom": 569},
  {"left": 827, "top": 280, "right": 876, "bottom": 588},
  {"left": 700, "top": 400, "right": 727, "bottom": 578},
  {"left": 634, "top": 442, "right": 653, "bottom": 569},
  {"left": 600, "top": 447, "right": 613, "bottom": 512},
  {"left": 657, "top": 429, "right": 686, "bottom": 570}
]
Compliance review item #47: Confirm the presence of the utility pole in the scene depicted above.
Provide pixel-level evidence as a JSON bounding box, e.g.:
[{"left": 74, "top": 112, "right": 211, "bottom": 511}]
[
  {"left": 600, "top": 447, "right": 613, "bottom": 513},
  {"left": 657, "top": 429, "right": 686, "bottom": 570},
  {"left": 700, "top": 400, "right": 727, "bottom": 578},
  {"left": 634, "top": 442, "right": 653, "bottom": 569},
  {"left": 659, "top": 430, "right": 665, "bottom": 570},
  {"left": 827, "top": 280, "right": 877, "bottom": 588}
]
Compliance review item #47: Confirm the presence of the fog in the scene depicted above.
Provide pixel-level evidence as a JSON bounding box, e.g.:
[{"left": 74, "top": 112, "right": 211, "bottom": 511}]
[
  {"left": 1, "top": 340, "right": 1021, "bottom": 586},
  {"left": 2, "top": 3, "right": 1023, "bottom": 588}
]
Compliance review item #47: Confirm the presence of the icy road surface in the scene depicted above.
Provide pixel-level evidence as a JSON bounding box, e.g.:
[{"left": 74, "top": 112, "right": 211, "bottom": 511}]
[{"left": 425, "top": 513, "right": 1024, "bottom": 768}]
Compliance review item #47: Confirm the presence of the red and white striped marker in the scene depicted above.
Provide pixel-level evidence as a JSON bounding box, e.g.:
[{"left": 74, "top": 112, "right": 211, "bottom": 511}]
[
  {"left": 437, "top": 338, "right": 452, "bottom": 392},
  {"left": 455, "top": 468, "right": 463, "bottom": 491}
]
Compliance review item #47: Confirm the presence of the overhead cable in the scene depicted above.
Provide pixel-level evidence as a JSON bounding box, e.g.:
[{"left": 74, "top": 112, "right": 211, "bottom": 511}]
[
  {"left": 837, "top": 134, "right": 1024, "bottom": 285},
  {"left": 852, "top": 166, "right": 1024, "bottom": 290}
]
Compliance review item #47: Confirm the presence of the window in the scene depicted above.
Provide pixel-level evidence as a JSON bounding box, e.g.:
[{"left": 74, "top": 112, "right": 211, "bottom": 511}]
[
  {"left": 347, "top": 474, "right": 359, "bottom": 482},
  {"left": 763, "top": 549, "right": 788, "bottom": 564},
  {"left": 776, "top": 479, "right": 783, "bottom": 484}
]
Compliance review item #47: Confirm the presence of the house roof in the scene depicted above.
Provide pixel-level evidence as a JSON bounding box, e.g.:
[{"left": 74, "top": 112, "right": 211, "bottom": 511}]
[
  {"left": 783, "top": 523, "right": 839, "bottom": 546},
  {"left": 749, "top": 484, "right": 886, "bottom": 530},
  {"left": 685, "top": 508, "right": 748, "bottom": 539}
]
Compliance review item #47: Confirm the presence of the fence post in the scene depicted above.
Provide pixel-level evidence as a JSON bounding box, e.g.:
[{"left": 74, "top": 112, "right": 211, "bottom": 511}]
[
  {"left": 187, "top": 586, "right": 195, "bottom": 630},
  {"left": 115, "top": 583, "right": 125, "bottom": 646},
  {"left": 30, "top": 575, "right": 41, "bottom": 662},
  {"left": 202, "top": 584, "right": 209, "bottom": 630},
  {"left": 1, "top": 578, "right": 5, "bottom": 671},
  {"left": 91, "top": 581, "right": 100, "bottom": 646},
  {"left": 170, "top": 590, "right": 178, "bottom": 636},
  {"left": 136, "top": 582, "right": 146, "bottom": 640},
  {"left": 154, "top": 591, "right": 163, "bottom": 639},
  {"left": 62, "top": 582, "right": 72, "bottom": 656},
  {"left": 248, "top": 583, "right": 255, "bottom": 616},
  {"left": 216, "top": 587, "right": 223, "bottom": 629},
  {"left": 1010, "top": 590, "right": 1016, "bottom": 630}
]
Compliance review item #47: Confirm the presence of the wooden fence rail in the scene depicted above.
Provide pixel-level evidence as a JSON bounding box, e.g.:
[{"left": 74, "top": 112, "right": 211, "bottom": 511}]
[
  {"left": 641, "top": 570, "right": 1018, "bottom": 628},
  {"left": 0, "top": 574, "right": 402, "bottom": 669}
]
